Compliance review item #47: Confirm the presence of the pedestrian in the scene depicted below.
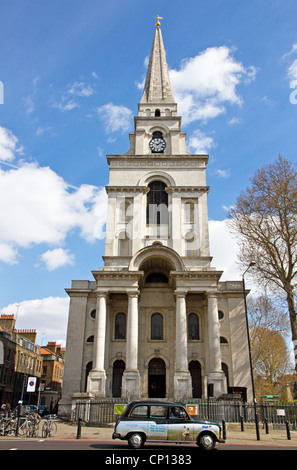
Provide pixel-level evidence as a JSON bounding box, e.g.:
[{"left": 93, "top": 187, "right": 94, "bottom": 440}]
[{"left": 5, "top": 402, "right": 11, "bottom": 417}]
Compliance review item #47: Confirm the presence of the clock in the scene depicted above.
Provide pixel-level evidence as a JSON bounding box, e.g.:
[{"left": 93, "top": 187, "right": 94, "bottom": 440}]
[{"left": 149, "top": 136, "right": 166, "bottom": 153}]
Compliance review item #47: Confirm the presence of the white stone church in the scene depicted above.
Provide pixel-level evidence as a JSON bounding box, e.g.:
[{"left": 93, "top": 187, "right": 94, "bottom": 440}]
[{"left": 60, "top": 20, "right": 252, "bottom": 417}]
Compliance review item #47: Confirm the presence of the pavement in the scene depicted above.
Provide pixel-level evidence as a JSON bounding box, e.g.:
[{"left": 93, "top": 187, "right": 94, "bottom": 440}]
[
  {"left": 22, "top": 419, "right": 297, "bottom": 448},
  {"left": 1, "top": 418, "right": 297, "bottom": 448}
]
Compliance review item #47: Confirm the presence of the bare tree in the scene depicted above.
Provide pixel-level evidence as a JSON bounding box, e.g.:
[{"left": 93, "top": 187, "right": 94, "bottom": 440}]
[{"left": 228, "top": 156, "right": 297, "bottom": 368}]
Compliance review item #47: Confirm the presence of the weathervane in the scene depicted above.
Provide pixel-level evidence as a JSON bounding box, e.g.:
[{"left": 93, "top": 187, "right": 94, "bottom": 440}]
[{"left": 155, "top": 14, "right": 163, "bottom": 28}]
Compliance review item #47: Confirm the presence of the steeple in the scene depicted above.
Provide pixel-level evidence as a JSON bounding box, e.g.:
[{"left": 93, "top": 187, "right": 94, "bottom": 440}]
[{"left": 140, "top": 21, "right": 175, "bottom": 105}]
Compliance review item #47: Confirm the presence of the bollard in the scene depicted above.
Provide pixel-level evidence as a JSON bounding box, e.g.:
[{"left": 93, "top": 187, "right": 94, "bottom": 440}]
[
  {"left": 264, "top": 418, "right": 269, "bottom": 434},
  {"left": 285, "top": 420, "right": 291, "bottom": 440},
  {"left": 76, "top": 417, "right": 82, "bottom": 439},
  {"left": 222, "top": 420, "right": 227, "bottom": 440},
  {"left": 240, "top": 416, "right": 244, "bottom": 432}
]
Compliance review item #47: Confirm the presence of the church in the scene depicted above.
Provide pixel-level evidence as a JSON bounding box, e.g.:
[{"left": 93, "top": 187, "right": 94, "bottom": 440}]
[{"left": 59, "top": 19, "right": 252, "bottom": 417}]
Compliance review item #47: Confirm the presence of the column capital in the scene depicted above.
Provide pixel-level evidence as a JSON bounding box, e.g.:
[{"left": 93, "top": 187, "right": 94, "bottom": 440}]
[
  {"left": 126, "top": 290, "right": 140, "bottom": 298},
  {"left": 207, "top": 291, "right": 218, "bottom": 299},
  {"left": 174, "top": 290, "right": 187, "bottom": 298},
  {"left": 96, "top": 290, "right": 108, "bottom": 298}
]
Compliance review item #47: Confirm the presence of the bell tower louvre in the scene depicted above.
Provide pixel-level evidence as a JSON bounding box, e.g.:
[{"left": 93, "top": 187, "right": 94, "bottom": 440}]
[{"left": 59, "top": 17, "right": 252, "bottom": 417}]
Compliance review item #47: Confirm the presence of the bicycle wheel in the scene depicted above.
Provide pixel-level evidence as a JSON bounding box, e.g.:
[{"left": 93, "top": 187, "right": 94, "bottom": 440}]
[
  {"left": 26, "top": 421, "right": 33, "bottom": 437},
  {"left": 18, "top": 417, "right": 28, "bottom": 436},
  {"left": 42, "top": 422, "right": 49, "bottom": 438},
  {"left": 49, "top": 422, "right": 57, "bottom": 437}
]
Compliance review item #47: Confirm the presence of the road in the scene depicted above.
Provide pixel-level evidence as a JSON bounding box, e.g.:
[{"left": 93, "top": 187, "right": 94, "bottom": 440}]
[{"left": 1, "top": 438, "right": 297, "bottom": 453}]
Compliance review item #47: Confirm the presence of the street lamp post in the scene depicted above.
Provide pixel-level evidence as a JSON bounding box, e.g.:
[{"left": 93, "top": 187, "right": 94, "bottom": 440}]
[{"left": 242, "top": 262, "right": 260, "bottom": 441}]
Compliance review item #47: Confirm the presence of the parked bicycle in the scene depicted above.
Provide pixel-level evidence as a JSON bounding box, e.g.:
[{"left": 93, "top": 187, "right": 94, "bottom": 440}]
[
  {"left": 41, "top": 414, "right": 57, "bottom": 438},
  {"left": 0, "top": 415, "right": 17, "bottom": 436},
  {"left": 26, "top": 417, "right": 39, "bottom": 438}
]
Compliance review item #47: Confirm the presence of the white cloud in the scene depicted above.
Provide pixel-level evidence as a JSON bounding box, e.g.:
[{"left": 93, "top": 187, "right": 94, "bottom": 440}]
[
  {"left": 283, "top": 43, "right": 297, "bottom": 81},
  {"left": 216, "top": 169, "right": 230, "bottom": 178},
  {"left": 0, "top": 127, "right": 23, "bottom": 162},
  {"left": 288, "top": 59, "right": 297, "bottom": 81},
  {"left": 0, "top": 297, "right": 69, "bottom": 346},
  {"left": 187, "top": 129, "right": 216, "bottom": 154},
  {"left": 52, "top": 99, "right": 79, "bottom": 112},
  {"left": 97, "top": 102, "right": 133, "bottom": 134},
  {"left": 67, "top": 81, "right": 94, "bottom": 97},
  {"left": 40, "top": 248, "right": 75, "bottom": 271},
  {"left": 0, "top": 157, "right": 107, "bottom": 264},
  {"left": 209, "top": 219, "right": 241, "bottom": 281},
  {"left": 169, "top": 46, "right": 256, "bottom": 124}
]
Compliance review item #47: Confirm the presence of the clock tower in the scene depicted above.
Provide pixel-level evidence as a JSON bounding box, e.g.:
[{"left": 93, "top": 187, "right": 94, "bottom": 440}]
[{"left": 60, "top": 18, "right": 252, "bottom": 416}]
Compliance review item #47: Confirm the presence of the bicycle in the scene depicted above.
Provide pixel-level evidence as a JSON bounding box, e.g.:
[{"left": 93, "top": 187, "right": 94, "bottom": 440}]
[
  {"left": 26, "top": 417, "right": 39, "bottom": 438},
  {"left": 41, "top": 414, "right": 57, "bottom": 438},
  {"left": 0, "top": 415, "right": 17, "bottom": 436}
]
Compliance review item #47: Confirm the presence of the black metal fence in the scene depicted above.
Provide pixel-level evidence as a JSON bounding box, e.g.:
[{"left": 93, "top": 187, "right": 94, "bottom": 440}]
[{"left": 71, "top": 398, "right": 297, "bottom": 426}]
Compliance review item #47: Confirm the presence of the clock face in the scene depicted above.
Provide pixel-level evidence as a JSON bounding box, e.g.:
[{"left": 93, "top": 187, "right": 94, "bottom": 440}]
[{"left": 149, "top": 137, "right": 166, "bottom": 153}]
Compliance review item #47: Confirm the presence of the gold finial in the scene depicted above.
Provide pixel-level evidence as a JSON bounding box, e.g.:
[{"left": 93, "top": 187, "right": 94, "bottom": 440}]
[{"left": 155, "top": 14, "right": 163, "bottom": 28}]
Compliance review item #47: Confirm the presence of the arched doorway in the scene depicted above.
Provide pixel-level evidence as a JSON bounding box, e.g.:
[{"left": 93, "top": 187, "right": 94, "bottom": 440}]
[
  {"left": 148, "top": 358, "right": 166, "bottom": 398},
  {"left": 112, "top": 360, "right": 125, "bottom": 397},
  {"left": 85, "top": 361, "right": 92, "bottom": 392},
  {"left": 189, "top": 360, "right": 202, "bottom": 398}
]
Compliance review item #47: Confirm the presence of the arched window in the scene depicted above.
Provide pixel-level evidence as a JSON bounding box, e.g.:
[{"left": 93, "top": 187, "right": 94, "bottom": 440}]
[
  {"left": 146, "top": 272, "right": 168, "bottom": 283},
  {"left": 115, "top": 313, "right": 126, "bottom": 340},
  {"left": 151, "top": 313, "right": 163, "bottom": 340},
  {"left": 188, "top": 313, "right": 199, "bottom": 340},
  {"left": 90, "top": 309, "right": 96, "bottom": 319},
  {"left": 86, "top": 335, "right": 94, "bottom": 343},
  {"left": 220, "top": 336, "right": 228, "bottom": 344},
  {"left": 146, "top": 181, "right": 168, "bottom": 225},
  {"left": 155, "top": 109, "right": 161, "bottom": 117}
]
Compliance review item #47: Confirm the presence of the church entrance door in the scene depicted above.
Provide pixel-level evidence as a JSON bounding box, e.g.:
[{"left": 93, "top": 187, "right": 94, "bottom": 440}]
[
  {"left": 148, "top": 358, "right": 166, "bottom": 398},
  {"left": 189, "top": 360, "right": 202, "bottom": 398},
  {"left": 112, "top": 360, "right": 125, "bottom": 397}
]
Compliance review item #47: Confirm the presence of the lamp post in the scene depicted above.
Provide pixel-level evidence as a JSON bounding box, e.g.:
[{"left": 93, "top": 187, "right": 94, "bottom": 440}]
[{"left": 242, "top": 262, "right": 260, "bottom": 441}]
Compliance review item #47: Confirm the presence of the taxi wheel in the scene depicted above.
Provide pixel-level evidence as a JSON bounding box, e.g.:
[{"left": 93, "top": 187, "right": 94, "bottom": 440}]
[
  {"left": 128, "top": 432, "right": 145, "bottom": 449},
  {"left": 197, "top": 432, "right": 216, "bottom": 450}
]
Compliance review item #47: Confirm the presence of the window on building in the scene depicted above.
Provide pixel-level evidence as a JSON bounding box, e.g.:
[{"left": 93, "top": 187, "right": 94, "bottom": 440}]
[
  {"left": 115, "top": 313, "right": 126, "bottom": 340},
  {"left": 220, "top": 336, "right": 228, "bottom": 344},
  {"left": 146, "top": 181, "right": 168, "bottom": 225},
  {"left": 151, "top": 313, "right": 163, "bottom": 340},
  {"left": 188, "top": 313, "right": 199, "bottom": 340}
]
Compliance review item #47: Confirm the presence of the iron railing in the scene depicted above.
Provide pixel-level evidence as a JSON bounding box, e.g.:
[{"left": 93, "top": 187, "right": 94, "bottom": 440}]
[{"left": 71, "top": 398, "right": 297, "bottom": 426}]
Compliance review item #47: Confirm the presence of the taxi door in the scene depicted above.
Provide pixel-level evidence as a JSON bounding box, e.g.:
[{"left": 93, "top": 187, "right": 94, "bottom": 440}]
[
  {"left": 147, "top": 405, "right": 168, "bottom": 440},
  {"left": 166, "top": 406, "right": 194, "bottom": 442}
]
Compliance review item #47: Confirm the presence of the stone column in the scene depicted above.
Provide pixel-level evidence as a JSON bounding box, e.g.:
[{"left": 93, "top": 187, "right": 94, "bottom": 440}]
[
  {"left": 122, "top": 291, "right": 140, "bottom": 398},
  {"left": 87, "top": 292, "right": 107, "bottom": 397},
  {"left": 207, "top": 292, "right": 226, "bottom": 397},
  {"left": 126, "top": 292, "right": 139, "bottom": 370},
  {"left": 175, "top": 293, "right": 188, "bottom": 371},
  {"left": 174, "top": 291, "right": 191, "bottom": 399},
  {"left": 93, "top": 293, "right": 107, "bottom": 370}
]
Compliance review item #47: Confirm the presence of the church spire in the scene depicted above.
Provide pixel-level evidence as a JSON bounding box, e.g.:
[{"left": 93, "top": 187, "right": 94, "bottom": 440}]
[{"left": 140, "top": 18, "right": 175, "bottom": 104}]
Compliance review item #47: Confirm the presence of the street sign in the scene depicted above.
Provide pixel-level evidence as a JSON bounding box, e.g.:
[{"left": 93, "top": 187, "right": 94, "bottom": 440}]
[{"left": 27, "top": 377, "right": 37, "bottom": 392}]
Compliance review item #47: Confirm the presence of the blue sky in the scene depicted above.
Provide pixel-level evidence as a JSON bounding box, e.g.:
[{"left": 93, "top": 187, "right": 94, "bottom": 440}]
[{"left": 0, "top": 0, "right": 297, "bottom": 346}]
